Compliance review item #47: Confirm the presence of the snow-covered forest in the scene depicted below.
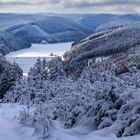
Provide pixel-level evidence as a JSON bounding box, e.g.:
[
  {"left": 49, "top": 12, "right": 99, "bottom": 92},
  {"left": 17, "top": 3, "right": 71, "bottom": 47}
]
[
  {"left": 2, "top": 42, "right": 140, "bottom": 140},
  {"left": 1, "top": 13, "right": 140, "bottom": 140}
]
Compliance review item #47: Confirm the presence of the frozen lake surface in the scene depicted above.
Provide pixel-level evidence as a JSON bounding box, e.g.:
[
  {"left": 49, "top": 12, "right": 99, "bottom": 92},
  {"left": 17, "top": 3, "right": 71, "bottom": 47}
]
[
  {"left": 6, "top": 42, "right": 72, "bottom": 75},
  {"left": 6, "top": 42, "right": 72, "bottom": 57}
]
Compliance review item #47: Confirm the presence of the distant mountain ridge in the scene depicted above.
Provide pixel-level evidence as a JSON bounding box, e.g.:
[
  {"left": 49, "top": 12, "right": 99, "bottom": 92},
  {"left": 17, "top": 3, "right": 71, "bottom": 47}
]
[
  {"left": 4, "top": 16, "right": 93, "bottom": 44},
  {"left": 67, "top": 14, "right": 140, "bottom": 31},
  {"left": 1, "top": 13, "right": 140, "bottom": 44}
]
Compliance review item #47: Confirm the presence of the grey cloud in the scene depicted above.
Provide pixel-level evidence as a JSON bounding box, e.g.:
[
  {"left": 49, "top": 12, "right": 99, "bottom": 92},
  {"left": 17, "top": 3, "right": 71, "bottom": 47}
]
[
  {"left": 0, "top": 0, "right": 140, "bottom": 13},
  {"left": 0, "top": 1, "right": 28, "bottom": 6},
  {"left": 1, "top": 0, "right": 140, "bottom": 7},
  {"left": 61, "top": 0, "right": 140, "bottom": 8},
  {"left": 6, "top": 0, "right": 61, "bottom": 6}
]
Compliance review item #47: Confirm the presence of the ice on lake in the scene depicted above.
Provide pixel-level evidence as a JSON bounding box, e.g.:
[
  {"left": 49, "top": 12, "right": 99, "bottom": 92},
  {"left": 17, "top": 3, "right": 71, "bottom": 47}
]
[{"left": 6, "top": 42, "right": 72, "bottom": 75}]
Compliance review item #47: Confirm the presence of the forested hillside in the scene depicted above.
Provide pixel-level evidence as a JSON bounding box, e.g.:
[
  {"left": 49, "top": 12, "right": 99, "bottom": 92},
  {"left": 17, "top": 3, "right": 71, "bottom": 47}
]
[
  {"left": 0, "top": 31, "right": 31, "bottom": 55},
  {"left": 63, "top": 25, "right": 140, "bottom": 76},
  {"left": 5, "top": 16, "right": 92, "bottom": 43},
  {"left": 1, "top": 13, "right": 140, "bottom": 44}
]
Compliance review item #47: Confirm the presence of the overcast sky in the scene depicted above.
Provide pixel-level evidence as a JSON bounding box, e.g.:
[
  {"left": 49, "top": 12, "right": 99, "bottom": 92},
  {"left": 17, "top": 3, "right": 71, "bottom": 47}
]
[{"left": 0, "top": 0, "right": 140, "bottom": 14}]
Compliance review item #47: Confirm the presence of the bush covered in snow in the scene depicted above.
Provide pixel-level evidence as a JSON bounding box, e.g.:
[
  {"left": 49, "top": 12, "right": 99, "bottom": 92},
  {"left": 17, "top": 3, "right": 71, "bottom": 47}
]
[{"left": 19, "top": 103, "right": 53, "bottom": 138}]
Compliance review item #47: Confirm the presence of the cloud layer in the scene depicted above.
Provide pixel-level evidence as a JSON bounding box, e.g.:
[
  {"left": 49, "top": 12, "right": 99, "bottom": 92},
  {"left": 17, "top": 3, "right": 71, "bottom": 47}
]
[{"left": 0, "top": 0, "right": 140, "bottom": 13}]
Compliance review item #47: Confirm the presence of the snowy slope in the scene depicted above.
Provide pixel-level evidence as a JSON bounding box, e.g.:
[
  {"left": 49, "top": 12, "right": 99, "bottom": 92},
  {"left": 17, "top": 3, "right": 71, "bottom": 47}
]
[
  {"left": 0, "top": 104, "right": 38, "bottom": 140},
  {"left": 0, "top": 104, "right": 139, "bottom": 140}
]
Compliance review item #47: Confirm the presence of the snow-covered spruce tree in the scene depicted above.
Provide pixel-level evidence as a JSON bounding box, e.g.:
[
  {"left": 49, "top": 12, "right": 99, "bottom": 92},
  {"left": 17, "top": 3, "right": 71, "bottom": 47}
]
[
  {"left": 26, "top": 57, "right": 66, "bottom": 103},
  {"left": 46, "top": 56, "right": 66, "bottom": 81},
  {"left": 0, "top": 56, "right": 23, "bottom": 98},
  {"left": 27, "top": 57, "right": 65, "bottom": 84},
  {"left": 28, "top": 58, "right": 45, "bottom": 89},
  {"left": 4, "top": 58, "right": 46, "bottom": 104},
  {"left": 4, "top": 78, "right": 28, "bottom": 103},
  {"left": 4, "top": 77, "right": 46, "bottom": 106},
  {"left": 4, "top": 57, "right": 67, "bottom": 104}
]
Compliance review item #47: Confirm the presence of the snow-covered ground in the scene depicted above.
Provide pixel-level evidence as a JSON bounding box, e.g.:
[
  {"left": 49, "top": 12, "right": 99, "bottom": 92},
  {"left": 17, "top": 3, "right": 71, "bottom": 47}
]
[
  {"left": 6, "top": 42, "right": 72, "bottom": 75},
  {"left": 0, "top": 104, "right": 139, "bottom": 140},
  {"left": 0, "top": 104, "right": 37, "bottom": 140}
]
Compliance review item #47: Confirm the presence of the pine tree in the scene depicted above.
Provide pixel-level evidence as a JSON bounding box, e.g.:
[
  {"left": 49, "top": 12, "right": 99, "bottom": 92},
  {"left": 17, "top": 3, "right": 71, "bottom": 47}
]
[{"left": 0, "top": 57, "right": 23, "bottom": 98}]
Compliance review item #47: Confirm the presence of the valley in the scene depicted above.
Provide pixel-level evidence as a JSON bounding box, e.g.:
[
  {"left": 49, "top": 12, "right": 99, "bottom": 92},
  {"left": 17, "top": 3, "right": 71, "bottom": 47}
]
[{"left": 1, "top": 12, "right": 140, "bottom": 140}]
